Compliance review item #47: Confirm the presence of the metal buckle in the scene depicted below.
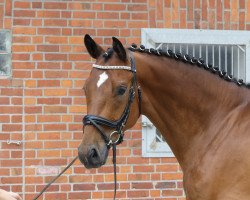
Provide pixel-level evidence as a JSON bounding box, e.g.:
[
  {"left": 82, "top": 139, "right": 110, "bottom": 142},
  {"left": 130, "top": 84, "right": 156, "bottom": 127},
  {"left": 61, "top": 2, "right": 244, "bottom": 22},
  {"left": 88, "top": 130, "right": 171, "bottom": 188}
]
[{"left": 107, "top": 131, "right": 122, "bottom": 146}]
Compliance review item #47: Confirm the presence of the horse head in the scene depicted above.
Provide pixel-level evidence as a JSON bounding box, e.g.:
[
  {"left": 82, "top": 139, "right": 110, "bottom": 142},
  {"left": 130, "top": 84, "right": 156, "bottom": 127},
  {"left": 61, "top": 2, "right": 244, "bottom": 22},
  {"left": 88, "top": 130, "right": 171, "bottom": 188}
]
[{"left": 78, "top": 35, "right": 141, "bottom": 169}]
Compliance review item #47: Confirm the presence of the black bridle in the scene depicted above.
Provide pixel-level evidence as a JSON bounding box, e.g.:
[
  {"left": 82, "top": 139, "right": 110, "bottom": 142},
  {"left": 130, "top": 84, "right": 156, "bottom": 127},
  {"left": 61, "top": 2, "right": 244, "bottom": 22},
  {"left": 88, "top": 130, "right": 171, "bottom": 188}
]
[{"left": 83, "top": 52, "right": 141, "bottom": 199}]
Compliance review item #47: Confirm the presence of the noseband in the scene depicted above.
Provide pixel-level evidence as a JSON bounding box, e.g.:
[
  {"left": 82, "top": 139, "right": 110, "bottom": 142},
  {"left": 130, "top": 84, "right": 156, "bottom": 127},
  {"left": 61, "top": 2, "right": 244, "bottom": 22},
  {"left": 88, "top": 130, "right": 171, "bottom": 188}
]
[{"left": 82, "top": 52, "right": 141, "bottom": 199}]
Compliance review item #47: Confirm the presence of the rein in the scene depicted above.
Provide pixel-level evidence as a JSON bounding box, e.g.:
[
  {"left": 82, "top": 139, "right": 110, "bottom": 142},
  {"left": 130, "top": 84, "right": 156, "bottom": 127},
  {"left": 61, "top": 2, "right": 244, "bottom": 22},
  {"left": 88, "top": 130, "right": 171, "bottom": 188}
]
[{"left": 83, "top": 52, "right": 141, "bottom": 199}]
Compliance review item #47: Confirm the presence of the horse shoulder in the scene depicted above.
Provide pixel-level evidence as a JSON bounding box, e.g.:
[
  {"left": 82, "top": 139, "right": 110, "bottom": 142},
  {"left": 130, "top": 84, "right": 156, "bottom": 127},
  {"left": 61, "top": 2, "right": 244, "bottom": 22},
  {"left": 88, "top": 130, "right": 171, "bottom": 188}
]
[{"left": 183, "top": 100, "right": 250, "bottom": 200}]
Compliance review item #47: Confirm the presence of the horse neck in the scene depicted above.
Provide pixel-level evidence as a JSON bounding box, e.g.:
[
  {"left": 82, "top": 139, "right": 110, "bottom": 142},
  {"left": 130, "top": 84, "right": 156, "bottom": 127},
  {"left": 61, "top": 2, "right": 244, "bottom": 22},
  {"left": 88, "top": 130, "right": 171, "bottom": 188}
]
[{"left": 135, "top": 52, "right": 248, "bottom": 167}]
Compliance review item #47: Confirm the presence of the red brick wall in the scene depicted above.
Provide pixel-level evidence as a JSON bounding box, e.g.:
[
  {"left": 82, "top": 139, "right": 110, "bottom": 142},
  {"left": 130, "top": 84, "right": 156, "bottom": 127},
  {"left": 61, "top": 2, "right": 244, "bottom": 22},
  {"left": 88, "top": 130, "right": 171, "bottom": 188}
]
[{"left": 1, "top": 0, "right": 249, "bottom": 199}]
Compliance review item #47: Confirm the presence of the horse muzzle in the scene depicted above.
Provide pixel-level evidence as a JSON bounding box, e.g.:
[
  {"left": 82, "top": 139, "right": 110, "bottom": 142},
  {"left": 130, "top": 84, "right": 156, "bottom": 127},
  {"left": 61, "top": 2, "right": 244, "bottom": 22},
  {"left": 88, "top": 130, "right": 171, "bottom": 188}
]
[{"left": 78, "top": 145, "right": 108, "bottom": 169}]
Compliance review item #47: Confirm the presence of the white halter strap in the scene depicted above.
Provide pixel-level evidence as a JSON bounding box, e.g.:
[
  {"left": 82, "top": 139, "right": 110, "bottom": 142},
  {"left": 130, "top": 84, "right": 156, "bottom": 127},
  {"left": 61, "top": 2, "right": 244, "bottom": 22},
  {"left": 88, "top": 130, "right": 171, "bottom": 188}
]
[{"left": 93, "top": 64, "right": 132, "bottom": 71}]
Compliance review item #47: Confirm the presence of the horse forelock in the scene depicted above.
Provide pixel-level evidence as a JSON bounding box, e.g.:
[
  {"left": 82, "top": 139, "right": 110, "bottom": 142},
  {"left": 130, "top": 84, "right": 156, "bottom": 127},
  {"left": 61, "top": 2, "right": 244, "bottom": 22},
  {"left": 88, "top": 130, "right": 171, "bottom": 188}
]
[{"left": 103, "top": 48, "right": 114, "bottom": 60}]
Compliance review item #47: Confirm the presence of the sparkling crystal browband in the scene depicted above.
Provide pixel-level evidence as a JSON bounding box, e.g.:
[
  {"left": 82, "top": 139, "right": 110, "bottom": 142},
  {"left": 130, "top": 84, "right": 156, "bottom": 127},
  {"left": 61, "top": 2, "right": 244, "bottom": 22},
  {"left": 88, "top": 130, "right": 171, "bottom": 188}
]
[{"left": 93, "top": 64, "right": 132, "bottom": 71}]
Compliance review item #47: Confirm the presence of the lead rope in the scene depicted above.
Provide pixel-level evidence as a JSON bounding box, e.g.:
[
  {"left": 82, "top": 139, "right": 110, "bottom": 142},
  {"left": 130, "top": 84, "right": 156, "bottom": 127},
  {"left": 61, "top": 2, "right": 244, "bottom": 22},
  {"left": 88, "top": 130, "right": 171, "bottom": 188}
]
[
  {"left": 32, "top": 156, "right": 78, "bottom": 200},
  {"left": 112, "top": 143, "right": 117, "bottom": 200}
]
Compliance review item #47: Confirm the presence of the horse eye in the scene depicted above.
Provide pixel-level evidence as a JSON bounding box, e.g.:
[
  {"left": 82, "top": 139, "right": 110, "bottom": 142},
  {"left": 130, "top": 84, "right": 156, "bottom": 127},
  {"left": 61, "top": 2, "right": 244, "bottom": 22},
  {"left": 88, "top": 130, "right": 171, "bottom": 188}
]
[{"left": 116, "top": 86, "right": 127, "bottom": 96}]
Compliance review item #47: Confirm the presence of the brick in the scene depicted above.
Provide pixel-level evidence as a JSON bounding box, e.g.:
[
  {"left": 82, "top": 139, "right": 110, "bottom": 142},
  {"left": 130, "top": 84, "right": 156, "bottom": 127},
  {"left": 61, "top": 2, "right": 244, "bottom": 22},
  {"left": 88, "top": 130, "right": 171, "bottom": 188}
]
[
  {"left": 11, "top": 150, "right": 22, "bottom": 158},
  {"left": 132, "top": 182, "right": 153, "bottom": 189},
  {"left": 104, "top": 21, "right": 126, "bottom": 28},
  {"left": 224, "top": 0, "right": 230, "bottom": 9},
  {"left": 180, "top": 10, "right": 187, "bottom": 28},
  {"left": 37, "top": 11, "right": 60, "bottom": 18},
  {"left": 13, "top": 62, "right": 35, "bottom": 69},
  {"left": 38, "top": 28, "right": 61, "bottom": 35},
  {"left": 44, "top": 106, "right": 67, "bottom": 113},
  {"left": 43, "top": 124, "right": 66, "bottom": 131},
  {"left": 73, "top": 11, "right": 95, "bottom": 19},
  {"left": 45, "top": 36, "right": 68, "bottom": 44},
  {"left": 13, "top": 27, "right": 36, "bottom": 35},
  {"left": 37, "top": 80, "right": 60, "bottom": 87},
  {"left": 68, "top": 192, "right": 91, "bottom": 199},
  {"left": 37, "top": 150, "right": 60, "bottom": 158},
  {"left": 3, "top": 18, "right": 12, "bottom": 29},
  {"left": 0, "top": 115, "right": 10, "bottom": 123},
  {"left": 32, "top": 2, "right": 42, "bottom": 8},
  {"left": 68, "top": 2, "right": 91, "bottom": 10},
  {"left": 25, "top": 176, "right": 43, "bottom": 184},
  {"left": 11, "top": 115, "right": 22, "bottom": 123},
  {"left": 155, "top": 181, "right": 176, "bottom": 189},
  {"left": 25, "top": 141, "right": 43, "bottom": 149},
  {"left": 69, "top": 175, "right": 93, "bottom": 183},
  {"left": 45, "top": 54, "right": 67, "bottom": 61},
  {"left": 231, "top": 0, "right": 239, "bottom": 22},
  {"left": 162, "top": 189, "right": 184, "bottom": 196},
  {"left": 14, "top": 10, "right": 35, "bottom": 18},
  {"left": 44, "top": 158, "right": 67, "bottom": 166},
  {"left": 104, "top": 4, "right": 126, "bottom": 10},
  {"left": 217, "top": 0, "right": 223, "bottom": 22},
  {"left": 25, "top": 106, "right": 42, "bottom": 114},
  {"left": 98, "top": 12, "right": 119, "bottom": 20},
  {"left": 0, "top": 97, "right": 10, "bottom": 104},
  {"left": 5, "top": 0, "right": 12, "bottom": 16},
  {"left": 127, "top": 190, "right": 149, "bottom": 198},
  {"left": 44, "top": 19, "right": 67, "bottom": 27},
  {"left": 44, "top": 89, "right": 67, "bottom": 96},
  {"left": 180, "top": 0, "right": 187, "bottom": 8},
  {"left": 2, "top": 177, "right": 22, "bottom": 184},
  {"left": 128, "top": 21, "right": 148, "bottom": 28},
  {"left": 1, "top": 160, "right": 22, "bottom": 167},
  {"left": 0, "top": 88, "right": 23, "bottom": 96},
  {"left": 13, "top": 19, "right": 30, "bottom": 26},
  {"left": 209, "top": 0, "right": 216, "bottom": 8},
  {"left": 13, "top": 45, "right": 35, "bottom": 52},
  {"left": 73, "top": 184, "right": 95, "bottom": 191},
  {"left": 239, "top": 0, "right": 245, "bottom": 9},
  {"left": 37, "top": 45, "right": 59, "bottom": 52},
  {"left": 162, "top": 173, "right": 183, "bottom": 180},
  {"left": 133, "top": 165, "right": 154, "bottom": 173},
  {"left": 0, "top": 168, "right": 10, "bottom": 176},
  {"left": 13, "top": 36, "right": 31, "bottom": 43},
  {"left": 25, "top": 89, "right": 42, "bottom": 97},
  {"left": 44, "top": 2, "right": 67, "bottom": 9},
  {"left": 37, "top": 98, "right": 60, "bottom": 105},
  {"left": 61, "top": 98, "right": 72, "bottom": 105},
  {"left": 37, "top": 132, "right": 60, "bottom": 140},
  {"left": 37, "top": 62, "right": 60, "bottom": 69},
  {"left": 70, "top": 19, "right": 92, "bottom": 27},
  {"left": 14, "top": 1, "right": 31, "bottom": 8},
  {"left": 128, "top": 4, "right": 147, "bottom": 11},
  {"left": 61, "top": 11, "right": 71, "bottom": 18},
  {"left": 0, "top": 5, "right": 3, "bottom": 20}
]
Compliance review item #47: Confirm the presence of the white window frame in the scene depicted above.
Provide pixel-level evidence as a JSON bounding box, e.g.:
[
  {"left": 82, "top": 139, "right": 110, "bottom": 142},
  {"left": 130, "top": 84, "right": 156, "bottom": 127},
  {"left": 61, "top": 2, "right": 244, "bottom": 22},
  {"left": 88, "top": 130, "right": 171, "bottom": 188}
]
[{"left": 141, "top": 28, "right": 250, "bottom": 157}]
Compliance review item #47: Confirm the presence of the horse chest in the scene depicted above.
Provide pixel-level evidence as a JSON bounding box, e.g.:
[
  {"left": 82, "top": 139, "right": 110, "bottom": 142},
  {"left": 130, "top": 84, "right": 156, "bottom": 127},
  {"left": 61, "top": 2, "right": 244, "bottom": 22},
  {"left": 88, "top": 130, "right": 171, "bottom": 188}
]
[{"left": 184, "top": 166, "right": 214, "bottom": 200}]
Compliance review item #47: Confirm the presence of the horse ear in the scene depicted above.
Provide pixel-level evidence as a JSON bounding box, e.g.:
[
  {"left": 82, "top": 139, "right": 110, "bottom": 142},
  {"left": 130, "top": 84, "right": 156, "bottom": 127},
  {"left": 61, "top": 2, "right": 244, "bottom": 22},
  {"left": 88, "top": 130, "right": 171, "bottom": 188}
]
[
  {"left": 84, "top": 34, "right": 104, "bottom": 59},
  {"left": 112, "top": 37, "right": 127, "bottom": 61}
]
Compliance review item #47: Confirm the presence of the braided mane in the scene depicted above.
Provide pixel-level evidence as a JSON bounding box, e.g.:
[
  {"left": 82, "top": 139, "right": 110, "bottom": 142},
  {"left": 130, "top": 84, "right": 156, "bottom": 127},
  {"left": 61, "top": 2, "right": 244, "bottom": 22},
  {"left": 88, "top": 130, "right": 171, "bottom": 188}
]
[{"left": 128, "top": 44, "right": 250, "bottom": 89}]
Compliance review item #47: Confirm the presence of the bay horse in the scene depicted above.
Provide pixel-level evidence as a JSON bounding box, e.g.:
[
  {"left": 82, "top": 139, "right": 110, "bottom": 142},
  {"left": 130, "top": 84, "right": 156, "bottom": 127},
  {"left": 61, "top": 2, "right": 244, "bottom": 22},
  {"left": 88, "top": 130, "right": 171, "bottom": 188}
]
[{"left": 78, "top": 34, "right": 250, "bottom": 200}]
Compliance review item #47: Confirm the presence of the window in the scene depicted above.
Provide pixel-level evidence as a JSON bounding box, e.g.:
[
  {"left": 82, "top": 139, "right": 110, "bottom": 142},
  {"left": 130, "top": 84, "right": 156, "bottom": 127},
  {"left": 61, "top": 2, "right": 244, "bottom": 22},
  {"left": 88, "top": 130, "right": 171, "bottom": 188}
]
[
  {"left": 0, "top": 30, "right": 11, "bottom": 76},
  {"left": 141, "top": 29, "right": 250, "bottom": 157}
]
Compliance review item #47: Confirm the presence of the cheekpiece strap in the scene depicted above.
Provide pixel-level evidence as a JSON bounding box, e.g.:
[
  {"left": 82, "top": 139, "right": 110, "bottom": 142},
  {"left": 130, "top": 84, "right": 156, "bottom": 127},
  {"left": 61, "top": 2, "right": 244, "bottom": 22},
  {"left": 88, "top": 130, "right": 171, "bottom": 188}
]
[{"left": 93, "top": 64, "right": 132, "bottom": 71}]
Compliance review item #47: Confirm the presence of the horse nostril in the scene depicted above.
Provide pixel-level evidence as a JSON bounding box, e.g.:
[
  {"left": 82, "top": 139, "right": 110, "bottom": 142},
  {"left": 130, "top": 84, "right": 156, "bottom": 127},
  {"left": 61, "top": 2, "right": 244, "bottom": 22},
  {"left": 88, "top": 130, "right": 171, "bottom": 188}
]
[{"left": 89, "top": 148, "right": 98, "bottom": 159}]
